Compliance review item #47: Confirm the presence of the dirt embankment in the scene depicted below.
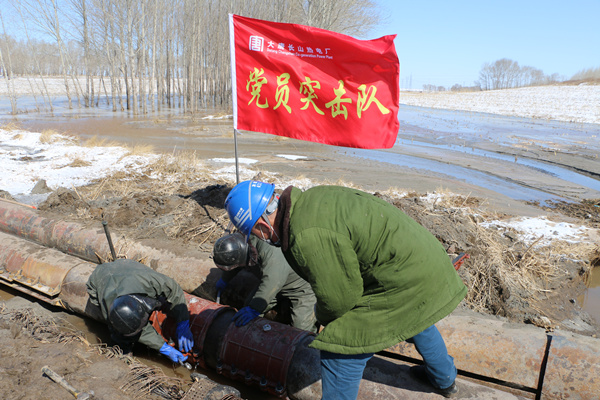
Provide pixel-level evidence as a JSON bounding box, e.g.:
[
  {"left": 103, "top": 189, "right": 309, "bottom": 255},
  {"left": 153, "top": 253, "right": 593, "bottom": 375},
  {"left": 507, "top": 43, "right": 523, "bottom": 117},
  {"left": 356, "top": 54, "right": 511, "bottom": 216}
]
[{"left": 24, "top": 170, "right": 599, "bottom": 338}]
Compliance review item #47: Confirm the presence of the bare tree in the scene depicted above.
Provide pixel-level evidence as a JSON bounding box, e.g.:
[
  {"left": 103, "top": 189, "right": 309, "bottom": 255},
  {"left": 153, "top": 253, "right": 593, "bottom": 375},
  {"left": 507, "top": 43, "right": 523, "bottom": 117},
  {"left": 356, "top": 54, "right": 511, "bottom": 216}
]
[
  {"left": 477, "top": 58, "right": 555, "bottom": 90},
  {"left": 0, "top": 11, "right": 17, "bottom": 114},
  {"left": 296, "top": 0, "right": 381, "bottom": 37},
  {"left": 6, "top": 0, "right": 384, "bottom": 112}
]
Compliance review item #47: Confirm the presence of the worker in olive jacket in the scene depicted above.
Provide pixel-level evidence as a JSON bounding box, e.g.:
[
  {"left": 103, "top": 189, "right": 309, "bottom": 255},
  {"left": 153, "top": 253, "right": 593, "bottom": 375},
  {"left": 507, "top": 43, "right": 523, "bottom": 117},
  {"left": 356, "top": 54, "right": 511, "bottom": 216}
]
[
  {"left": 224, "top": 180, "right": 467, "bottom": 399},
  {"left": 86, "top": 259, "right": 194, "bottom": 364},
  {"left": 213, "top": 233, "right": 317, "bottom": 332}
]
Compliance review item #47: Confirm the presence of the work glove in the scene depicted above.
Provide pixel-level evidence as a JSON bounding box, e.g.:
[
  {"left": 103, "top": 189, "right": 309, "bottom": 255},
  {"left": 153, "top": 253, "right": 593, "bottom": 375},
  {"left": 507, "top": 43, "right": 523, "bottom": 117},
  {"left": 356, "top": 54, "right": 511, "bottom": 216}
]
[
  {"left": 216, "top": 278, "right": 228, "bottom": 295},
  {"left": 176, "top": 320, "right": 194, "bottom": 353},
  {"left": 216, "top": 278, "right": 228, "bottom": 304},
  {"left": 159, "top": 342, "right": 188, "bottom": 363},
  {"left": 232, "top": 306, "right": 260, "bottom": 327}
]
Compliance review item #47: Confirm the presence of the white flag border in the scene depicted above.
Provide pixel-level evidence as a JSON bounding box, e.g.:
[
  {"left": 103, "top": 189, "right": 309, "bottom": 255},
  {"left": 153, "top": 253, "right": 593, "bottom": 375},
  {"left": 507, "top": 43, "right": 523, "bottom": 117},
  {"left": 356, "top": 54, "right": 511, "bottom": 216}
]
[{"left": 228, "top": 13, "right": 238, "bottom": 129}]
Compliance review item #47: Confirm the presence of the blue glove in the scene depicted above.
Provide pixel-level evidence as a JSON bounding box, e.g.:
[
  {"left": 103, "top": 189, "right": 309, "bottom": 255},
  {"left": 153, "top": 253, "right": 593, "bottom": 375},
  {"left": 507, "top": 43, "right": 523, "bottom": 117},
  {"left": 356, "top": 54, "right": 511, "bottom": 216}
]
[
  {"left": 216, "top": 278, "right": 228, "bottom": 303},
  {"left": 216, "top": 278, "right": 228, "bottom": 295},
  {"left": 159, "top": 342, "right": 187, "bottom": 363},
  {"left": 232, "top": 306, "right": 260, "bottom": 327},
  {"left": 176, "top": 320, "right": 194, "bottom": 353}
]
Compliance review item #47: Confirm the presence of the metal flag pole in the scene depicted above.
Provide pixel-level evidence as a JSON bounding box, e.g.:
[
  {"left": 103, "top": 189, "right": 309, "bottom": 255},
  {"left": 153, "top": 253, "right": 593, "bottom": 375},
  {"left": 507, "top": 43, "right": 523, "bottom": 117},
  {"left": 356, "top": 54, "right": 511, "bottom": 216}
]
[
  {"left": 229, "top": 14, "right": 240, "bottom": 185},
  {"left": 234, "top": 128, "right": 240, "bottom": 184}
]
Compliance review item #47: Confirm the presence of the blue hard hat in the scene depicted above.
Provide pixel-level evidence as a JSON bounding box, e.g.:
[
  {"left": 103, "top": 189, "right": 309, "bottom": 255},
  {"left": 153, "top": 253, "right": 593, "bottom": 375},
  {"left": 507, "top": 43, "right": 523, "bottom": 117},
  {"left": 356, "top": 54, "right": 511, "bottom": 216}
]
[{"left": 224, "top": 180, "right": 275, "bottom": 236}]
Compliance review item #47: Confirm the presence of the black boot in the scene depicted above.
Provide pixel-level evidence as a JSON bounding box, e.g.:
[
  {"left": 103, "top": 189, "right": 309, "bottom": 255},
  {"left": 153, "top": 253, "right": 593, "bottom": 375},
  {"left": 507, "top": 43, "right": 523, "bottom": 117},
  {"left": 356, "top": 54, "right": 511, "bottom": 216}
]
[{"left": 410, "top": 365, "right": 459, "bottom": 398}]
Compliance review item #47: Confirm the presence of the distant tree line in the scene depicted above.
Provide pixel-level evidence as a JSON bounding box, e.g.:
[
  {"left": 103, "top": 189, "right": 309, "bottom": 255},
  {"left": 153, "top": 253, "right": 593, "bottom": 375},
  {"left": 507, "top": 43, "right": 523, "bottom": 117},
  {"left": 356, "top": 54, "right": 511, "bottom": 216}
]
[
  {"left": 0, "top": 0, "right": 380, "bottom": 115},
  {"left": 476, "top": 58, "right": 562, "bottom": 90},
  {"left": 423, "top": 59, "right": 600, "bottom": 93},
  {"left": 571, "top": 67, "right": 600, "bottom": 81}
]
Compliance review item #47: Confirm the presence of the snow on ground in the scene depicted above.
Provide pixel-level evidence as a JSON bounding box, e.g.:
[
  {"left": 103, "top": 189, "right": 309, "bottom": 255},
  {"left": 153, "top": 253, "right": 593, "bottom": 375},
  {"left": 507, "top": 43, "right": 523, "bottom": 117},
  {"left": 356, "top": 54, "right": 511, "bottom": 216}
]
[
  {"left": 1, "top": 79, "right": 599, "bottom": 245},
  {"left": 0, "top": 128, "right": 158, "bottom": 199},
  {"left": 276, "top": 154, "right": 307, "bottom": 160},
  {"left": 1, "top": 126, "right": 596, "bottom": 246},
  {"left": 481, "top": 217, "right": 596, "bottom": 246},
  {"left": 210, "top": 157, "right": 258, "bottom": 164},
  {"left": 419, "top": 192, "right": 598, "bottom": 247},
  {"left": 400, "top": 84, "right": 600, "bottom": 124}
]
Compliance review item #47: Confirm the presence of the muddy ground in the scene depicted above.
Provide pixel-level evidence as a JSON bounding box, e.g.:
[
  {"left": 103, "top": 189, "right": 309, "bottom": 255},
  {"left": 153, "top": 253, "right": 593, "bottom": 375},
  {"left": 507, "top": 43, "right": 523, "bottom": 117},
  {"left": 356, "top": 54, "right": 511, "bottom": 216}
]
[
  {"left": 1, "top": 114, "right": 600, "bottom": 399},
  {"left": 2, "top": 176, "right": 598, "bottom": 399},
  {"left": 0, "top": 295, "right": 189, "bottom": 400}
]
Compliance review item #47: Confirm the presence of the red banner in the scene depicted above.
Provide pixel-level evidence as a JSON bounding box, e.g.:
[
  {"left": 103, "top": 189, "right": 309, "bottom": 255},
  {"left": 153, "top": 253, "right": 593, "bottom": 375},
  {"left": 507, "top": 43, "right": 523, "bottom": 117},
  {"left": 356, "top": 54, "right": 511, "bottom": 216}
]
[{"left": 229, "top": 14, "right": 400, "bottom": 149}]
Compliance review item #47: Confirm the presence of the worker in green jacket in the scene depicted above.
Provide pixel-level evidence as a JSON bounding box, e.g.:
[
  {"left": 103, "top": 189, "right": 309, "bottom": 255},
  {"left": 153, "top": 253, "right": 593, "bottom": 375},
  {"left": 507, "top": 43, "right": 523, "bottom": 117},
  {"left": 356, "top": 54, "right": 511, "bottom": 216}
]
[
  {"left": 224, "top": 180, "right": 468, "bottom": 399},
  {"left": 86, "top": 259, "right": 194, "bottom": 364},
  {"left": 213, "top": 233, "right": 317, "bottom": 332}
]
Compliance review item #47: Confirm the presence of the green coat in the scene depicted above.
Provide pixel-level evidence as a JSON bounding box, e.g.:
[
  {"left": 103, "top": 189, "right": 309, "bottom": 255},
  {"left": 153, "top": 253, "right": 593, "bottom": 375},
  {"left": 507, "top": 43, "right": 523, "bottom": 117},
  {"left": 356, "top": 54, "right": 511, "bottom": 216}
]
[
  {"left": 86, "top": 259, "right": 189, "bottom": 351},
  {"left": 249, "top": 236, "right": 316, "bottom": 331},
  {"left": 278, "top": 186, "right": 467, "bottom": 354},
  {"left": 223, "top": 236, "right": 317, "bottom": 331}
]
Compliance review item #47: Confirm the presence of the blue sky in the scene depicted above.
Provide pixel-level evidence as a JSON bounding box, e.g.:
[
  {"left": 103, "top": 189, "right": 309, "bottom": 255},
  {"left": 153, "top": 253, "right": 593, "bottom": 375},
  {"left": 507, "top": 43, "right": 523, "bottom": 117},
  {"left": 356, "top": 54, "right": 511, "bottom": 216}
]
[{"left": 368, "top": 0, "right": 600, "bottom": 89}]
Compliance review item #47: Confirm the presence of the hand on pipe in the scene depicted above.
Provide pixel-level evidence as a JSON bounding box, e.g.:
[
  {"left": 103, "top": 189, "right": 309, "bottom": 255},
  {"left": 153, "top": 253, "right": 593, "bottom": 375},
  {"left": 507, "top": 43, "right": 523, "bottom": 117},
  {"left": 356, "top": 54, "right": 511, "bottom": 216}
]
[
  {"left": 232, "top": 306, "right": 260, "bottom": 327},
  {"left": 176, "top": 320, "right": 194, "bottom": 353},
  {"left": 159, "top": 342, "right": 188, "bottom": 363}
]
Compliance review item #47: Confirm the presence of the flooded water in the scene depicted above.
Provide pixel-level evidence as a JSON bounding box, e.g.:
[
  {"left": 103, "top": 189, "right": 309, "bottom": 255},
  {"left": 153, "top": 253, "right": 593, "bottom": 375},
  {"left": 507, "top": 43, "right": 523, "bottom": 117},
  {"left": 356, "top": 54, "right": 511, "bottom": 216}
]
[
  {"left": 579, "top": 267, "right": 600, "bottom": 326},
  {"left": 1, "top": 98, "right": 599, "bottom": 332},
  {"left": 3, "top": 97, "right": 600, "bottom": 203}
]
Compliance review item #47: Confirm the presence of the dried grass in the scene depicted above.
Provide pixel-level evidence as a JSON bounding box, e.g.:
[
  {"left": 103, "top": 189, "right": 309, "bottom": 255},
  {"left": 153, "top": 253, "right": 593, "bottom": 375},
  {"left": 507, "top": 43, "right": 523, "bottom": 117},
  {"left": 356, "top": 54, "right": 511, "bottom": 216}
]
[
  {"left": 0, "top": 305, "right": 187, "bottom": 400},
  {"left": 0, "top": 122, "right": 23, "bottom": 132},
  {"left": 126, "top": 143, "right": 155, "bottom": 156},
  {"left": 138, "top": 152, "right": 212, "bottom": 196},
  {"left": 415, "top": 195, "right": 596, "bottom": 326},
  {"left": 84, "top": 135, "right": 120, "bottom": 148},
  {"left": 165, "top": 203, "right": 229, "bottom": 244},
  {"left": 0, "top": 306, "right": 84, "bottom": 345},
  {"left": 466, "top": 224, "right": 595, "bottom": 318},
  {"left": 64, "top": 157, "right": 92, "bottom": 168},
  {"left": 39, "top": 129, "right": 63, "bottom": 144},
  {"left": 72, "top": 150, "right": 212, "bottom": 209},
  {"left": 120, "top": 363, "right": 186, "bottom": 400},
  {"left": 1, "top": 122, "right": 22, "bottom": 131}
]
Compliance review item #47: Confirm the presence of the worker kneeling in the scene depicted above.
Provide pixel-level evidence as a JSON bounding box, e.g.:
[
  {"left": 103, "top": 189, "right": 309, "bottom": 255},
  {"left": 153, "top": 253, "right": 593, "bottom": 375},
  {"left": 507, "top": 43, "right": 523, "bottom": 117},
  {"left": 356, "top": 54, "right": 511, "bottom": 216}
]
[
  {"left": 86, "top": 259, "right": 194, "bottom": 364},
  {"left": 213, "top": 231, "right": 318, "bottom": 332}
]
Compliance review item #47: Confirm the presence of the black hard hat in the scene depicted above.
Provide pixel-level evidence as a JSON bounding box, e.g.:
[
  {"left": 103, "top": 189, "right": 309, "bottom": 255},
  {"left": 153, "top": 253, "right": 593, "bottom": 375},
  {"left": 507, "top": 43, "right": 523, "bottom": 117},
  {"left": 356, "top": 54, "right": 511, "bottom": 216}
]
[
  {"left": 108, "top": 294, "right": 160, "bottom": 337},
  {"left": 213, "top": 233, "right": 248, "bottom": 271}
]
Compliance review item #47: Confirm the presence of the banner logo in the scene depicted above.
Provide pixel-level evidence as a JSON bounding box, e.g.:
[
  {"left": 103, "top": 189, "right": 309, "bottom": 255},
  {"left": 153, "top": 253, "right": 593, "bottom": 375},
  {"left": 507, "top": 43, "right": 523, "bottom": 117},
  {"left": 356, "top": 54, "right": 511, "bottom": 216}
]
[{"left": 249, "top": 36, "right": 264, "bottom": 52}]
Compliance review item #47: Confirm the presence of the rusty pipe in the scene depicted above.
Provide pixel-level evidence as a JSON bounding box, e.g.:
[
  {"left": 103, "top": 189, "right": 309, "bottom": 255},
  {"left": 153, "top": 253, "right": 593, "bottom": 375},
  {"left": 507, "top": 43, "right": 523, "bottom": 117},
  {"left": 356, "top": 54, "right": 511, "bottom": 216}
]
[
  {"left": 0, "top": 199, "right": 216, "bottom": 295},
  {"left": 0, "top": 230, "right": 528, "bottom": 399},
  {"left": 0, "top": 198, "right": 550, "bottom": 387},
  {"left": 2, "top": 202, "right": 600, "bottom": 399}
]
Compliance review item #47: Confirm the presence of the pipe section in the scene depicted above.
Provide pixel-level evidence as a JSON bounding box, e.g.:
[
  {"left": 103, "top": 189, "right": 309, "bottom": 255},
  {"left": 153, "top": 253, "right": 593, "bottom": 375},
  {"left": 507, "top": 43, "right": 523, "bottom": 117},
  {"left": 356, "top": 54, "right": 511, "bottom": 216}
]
[
  {"left": 2, "top": 200, "right": 600, "bottom": 399},
  {"left": 0, "top": 230, "right": 525, "bottom": 399},
  {"left": 386, "top": 311, "right": 549, "bottom": 389},
  {"left": 543, "top": 331, "right": 600, "bottom": 400},
  {"left": 0, "top": 231, "right": 92, "bottom": 306},
  {"left": 0, "top": 199, "right": 217, "bottom": 294}
]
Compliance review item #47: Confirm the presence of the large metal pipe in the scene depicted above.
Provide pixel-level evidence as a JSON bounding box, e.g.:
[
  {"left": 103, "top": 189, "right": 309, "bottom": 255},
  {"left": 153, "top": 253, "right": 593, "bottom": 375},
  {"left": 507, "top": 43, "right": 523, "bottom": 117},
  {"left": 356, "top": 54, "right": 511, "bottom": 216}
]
[
  {"left": 0, "top": 230, "right": 533, "bottom": 400},
  {"left": 0, "top": 199, "right": 217, "bottom": 295},
  {"left": 0, "top": 230, "right": 318, "bottom": 398},
  {"left": 2, "top": 200, "right": 600, "bottom": 399}
]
